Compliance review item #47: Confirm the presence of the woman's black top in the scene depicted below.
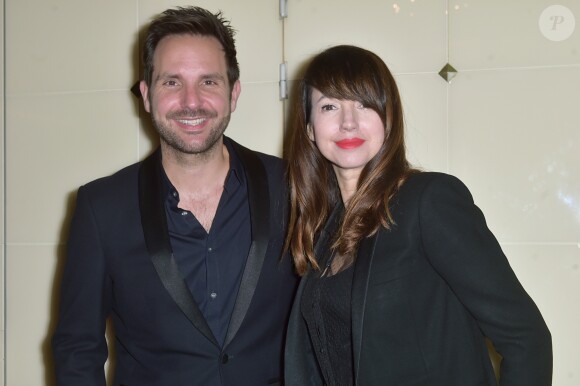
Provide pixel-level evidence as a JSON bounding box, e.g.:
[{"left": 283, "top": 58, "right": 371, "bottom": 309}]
[{"left": 301, "top": 252, "right": 355, "bottom": 386}]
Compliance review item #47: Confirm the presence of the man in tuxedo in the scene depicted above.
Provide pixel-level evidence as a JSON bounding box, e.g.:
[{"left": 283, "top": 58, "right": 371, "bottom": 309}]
[{"left": 52, "top": 6, "right": 298, "bottom": 385}]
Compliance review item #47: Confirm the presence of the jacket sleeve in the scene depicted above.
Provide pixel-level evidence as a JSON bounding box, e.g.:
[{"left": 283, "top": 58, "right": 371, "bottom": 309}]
[
  {"left": 418, "top": 174, "right": 552, "bottom": 386},
  {"left": 52, "top": 186, "right": 111, "bottom": 386}
]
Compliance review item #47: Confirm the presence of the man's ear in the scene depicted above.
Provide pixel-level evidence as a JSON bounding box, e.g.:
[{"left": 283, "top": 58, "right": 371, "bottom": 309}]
[
  {"left": 139, "top": 80, "right": 151, "bottom": 113},
  {"left": 229, "top": 80, "right": 241, "bottom": 112}
]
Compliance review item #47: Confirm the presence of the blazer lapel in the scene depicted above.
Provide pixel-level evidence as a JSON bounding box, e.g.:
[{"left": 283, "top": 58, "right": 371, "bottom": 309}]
[
  {"left": 351, "top": 232, "right": 379, "bottom": 385},
  {"left": 223, "top": 142, "right": 270, "bottom": 347},
  {"left": 138, "top": 150, "right": 219, "bottom": 347}
]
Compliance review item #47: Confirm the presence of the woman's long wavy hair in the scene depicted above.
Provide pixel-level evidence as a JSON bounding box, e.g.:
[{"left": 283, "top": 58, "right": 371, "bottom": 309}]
[{"left": 285, "top": 45, "right": 417, "bottom": 276}]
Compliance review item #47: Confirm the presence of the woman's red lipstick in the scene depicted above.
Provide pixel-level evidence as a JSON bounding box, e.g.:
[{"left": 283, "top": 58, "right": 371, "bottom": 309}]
[{"left": 336, "top": 138, "right": 364, "bottom": 149}]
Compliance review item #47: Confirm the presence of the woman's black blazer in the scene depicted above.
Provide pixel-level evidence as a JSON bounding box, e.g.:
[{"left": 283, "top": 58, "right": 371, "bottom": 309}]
[{"left": 285, "top": 172, "right": 552, "bottom": 386}]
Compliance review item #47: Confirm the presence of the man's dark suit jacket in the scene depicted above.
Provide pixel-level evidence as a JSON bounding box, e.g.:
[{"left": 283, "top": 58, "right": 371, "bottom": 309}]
[
  {"left": 52, "top": 137, "right": 298, "bottom": 386},
  {"left": 285, "top": 172, "right": 552, "bottom": 386}
]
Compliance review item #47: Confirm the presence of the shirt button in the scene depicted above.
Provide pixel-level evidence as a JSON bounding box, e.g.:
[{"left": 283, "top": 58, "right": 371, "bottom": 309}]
[
  {"left": 210, "top": 292, "right": 217, "bottom": 299},
  {"left": 172, "top": 191, "right": 178, "bottom": 198},
  {"left": 208, "top": 247, "right": 213, "bottom": 252}
]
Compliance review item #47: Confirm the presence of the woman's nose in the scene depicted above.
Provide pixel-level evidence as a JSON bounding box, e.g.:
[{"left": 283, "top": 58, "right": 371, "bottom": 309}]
[{"left": 340, "top": 106, "right": 358, "bottom": 131}]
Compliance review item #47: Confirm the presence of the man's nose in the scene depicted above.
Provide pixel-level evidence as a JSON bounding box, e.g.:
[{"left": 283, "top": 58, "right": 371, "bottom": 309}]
[{"left": 182, "top": 85, "right": 202, "bottom": 108}]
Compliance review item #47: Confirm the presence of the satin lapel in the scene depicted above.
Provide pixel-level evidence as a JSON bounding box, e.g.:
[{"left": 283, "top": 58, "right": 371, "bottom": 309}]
[
  {"left": 138, "top": 150, "right": 219, "bottom": 347},
  {"left": 352, "top": 232, "right": 378, "bottom": 385},
  {"left": 224, "top": 143, "right": 270, "bottom": 347}
]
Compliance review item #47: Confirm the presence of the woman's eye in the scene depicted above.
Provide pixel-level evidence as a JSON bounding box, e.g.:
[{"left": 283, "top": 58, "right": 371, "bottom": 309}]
[{"left": 321, "top": 104, "right": 335, "bottom": 111}]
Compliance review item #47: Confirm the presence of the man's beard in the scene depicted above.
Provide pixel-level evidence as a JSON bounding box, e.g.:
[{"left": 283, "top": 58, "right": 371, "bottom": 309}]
[{"left": 152, "top": 107, "right": 231, "bottom": 156}]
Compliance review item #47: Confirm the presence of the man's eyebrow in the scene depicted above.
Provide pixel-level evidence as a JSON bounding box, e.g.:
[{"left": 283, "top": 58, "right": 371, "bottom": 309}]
[
  {"left": 153, "top": 72, "right": 181, "bottom": 83},
  {"left": 153, "top": 72, "right": 226, "bottom": 83},
  {"left": 200, "top": 73, "right": 226, "bottom": 81}
]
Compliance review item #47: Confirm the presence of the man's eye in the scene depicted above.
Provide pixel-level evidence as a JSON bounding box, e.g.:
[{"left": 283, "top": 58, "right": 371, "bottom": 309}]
[{"left": 164, "top": 80, "right": 178, "bottom": 86}]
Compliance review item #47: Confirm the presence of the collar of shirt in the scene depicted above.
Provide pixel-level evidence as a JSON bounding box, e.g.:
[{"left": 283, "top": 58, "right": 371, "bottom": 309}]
[{"left": 160, "top": 137, "right": 245, "bottom": 207}]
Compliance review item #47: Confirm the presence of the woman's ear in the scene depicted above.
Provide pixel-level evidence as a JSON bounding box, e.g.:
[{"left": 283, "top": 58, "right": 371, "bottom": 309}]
[{"left": 306, "top": 123, "right": 315, "bottom": 142}]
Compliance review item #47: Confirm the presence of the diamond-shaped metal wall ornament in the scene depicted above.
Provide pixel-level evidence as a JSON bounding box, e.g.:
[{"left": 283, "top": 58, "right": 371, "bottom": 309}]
[
  {"left": 438, "top": 63, "right": 458, "bottom": 83},
  {"left": 131, "top": 81, "right": 142, "bottom": 98}
]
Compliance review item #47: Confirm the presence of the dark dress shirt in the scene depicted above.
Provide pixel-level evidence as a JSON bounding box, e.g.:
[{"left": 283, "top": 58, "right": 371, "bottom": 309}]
[{"left": 162, "top": 141, "right": 251, "bottom": 346}]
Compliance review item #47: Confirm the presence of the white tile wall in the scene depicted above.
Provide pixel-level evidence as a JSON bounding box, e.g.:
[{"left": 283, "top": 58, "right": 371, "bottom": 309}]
[
  {"left": 449, "top": 67, "right": 580, "bottom": 243},
  {"left": 1, "top": 0, "right": 6, "bottom": 382},
  {"left": 504, "top": 244, "right": 580, "bottom": 385},
  {"left": 449, "top": 0, "right": 580, "bottom": 70},
  {"left": 3, "top": 0, "right": 579, "bottom": 385},
  {"left": 447, "top": 21, "right": 580, "bottom": 382},
  {"left": 4, "top": 1, "right": 142, "bottom": 385},
  {"left": 5, "top": 0, "right": 138, "bottom": 95},
  {"left": 285, "top": 0, "right": 448, "bottom": 78},
  {"left": 395, "top": 73, "right": 449, "bottom": 172},
  {"left": 227, "top": 82, "right": 285, "bottom": 156},
  {"left": 5, "top": 92, "right": 140, "bottom": 243},
  {"left": 5, "top": 245, "right": 61, "bottom": 386}
]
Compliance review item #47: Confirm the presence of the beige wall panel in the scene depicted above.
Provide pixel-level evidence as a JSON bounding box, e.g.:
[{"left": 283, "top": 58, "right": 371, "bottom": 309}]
[
  {"left": 227, "top": 82, "right": 284, "bottom": 156},
  {"left": 0, "top": 330, "right": 4, "bottom": 385},
  {"left": 1, "top": 1, "right": 6, "bottom": 382},
  {"left": 5, "top": 245, "right": 60, "bottom": 386},
  {"left": 450, "top": 0, "right": 580, "bottom": 70},
  {"left": 503, "top": 244, "right": 580, "bottom": 385},
  {"left": 137, "top": 101, "right": 159, "bottom": 160},
  {"left": 5, "top": 91, "right": 140, "bottom": 244},
  {"left": 449, "top": 67, "right": 580, "bottom": 243},
  {"left": 5, "top": 0, "right": 138, "bottom": 94},
  {"left": 285, "top": 0, "right": 448, "bottom": 79},
  {"left": 395, "top": 73, "right": 448, "bottom": 172},
  {"left": 0, "top": 0, "right": 4, "bottom": 244}
]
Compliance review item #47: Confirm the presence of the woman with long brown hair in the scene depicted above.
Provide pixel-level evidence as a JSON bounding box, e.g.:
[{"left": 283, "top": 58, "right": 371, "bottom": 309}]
[{"left": 284, "top": 45, "right": 552, "bottom": 386}]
